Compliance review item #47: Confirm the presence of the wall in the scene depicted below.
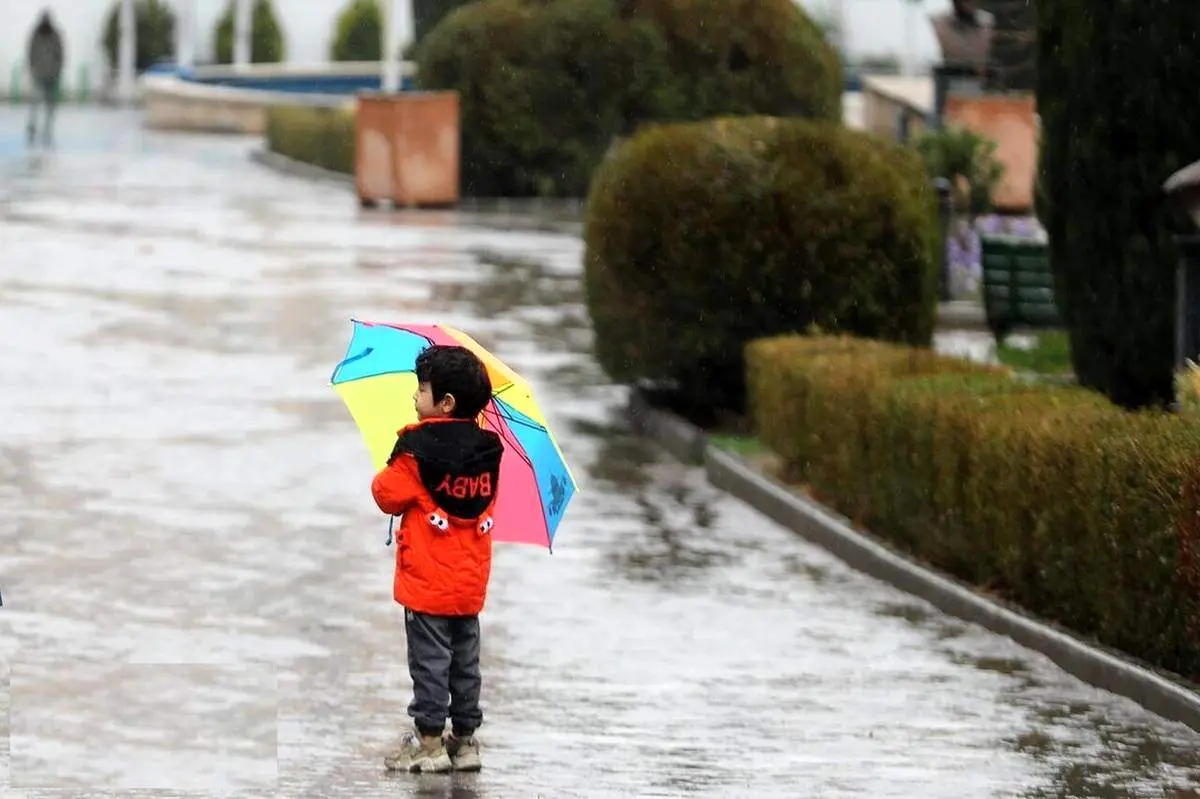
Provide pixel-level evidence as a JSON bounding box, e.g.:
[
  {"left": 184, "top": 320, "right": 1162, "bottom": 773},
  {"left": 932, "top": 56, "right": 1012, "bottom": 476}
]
[{"left": 860, "top": 75, "right": 932, "bottom": 140}]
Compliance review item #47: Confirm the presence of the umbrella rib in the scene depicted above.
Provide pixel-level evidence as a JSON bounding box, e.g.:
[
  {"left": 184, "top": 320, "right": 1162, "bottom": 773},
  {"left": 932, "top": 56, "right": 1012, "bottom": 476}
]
[
  {"left": 491, "top": 394, "right": 549, "bottom": 434},
  {"left": 336, "top": 368, "right": 417, "bottom": 384},
  {"left": 485, "top": 407, "right": 535, "bottom": 470},
  {"left": 488, "top": 401, "right": 575, "bottom": 493},
  {"left": 330, "top": 346, "right": 376, "bottom": 382},
  {"left": 494, "top": 411, "right": 546, "bottom": 434}
]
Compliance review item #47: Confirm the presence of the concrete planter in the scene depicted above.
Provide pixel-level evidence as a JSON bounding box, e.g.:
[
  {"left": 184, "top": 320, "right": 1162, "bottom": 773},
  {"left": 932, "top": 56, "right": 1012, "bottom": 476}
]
[{"left": 355, "top": 91, "right": 461, "bottom": 209}]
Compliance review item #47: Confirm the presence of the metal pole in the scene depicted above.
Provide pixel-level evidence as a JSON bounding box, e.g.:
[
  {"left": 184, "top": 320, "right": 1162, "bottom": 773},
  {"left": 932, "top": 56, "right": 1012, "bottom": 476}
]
[
  {"left": 930, "top": 65, "right": 946, "bottom": 131},
  {"left": 903, "top": 0, "right": 918, "bottom": 76},
  {"left": 381, "top": 0, "right": 402, "bottom": 93},
  {"left": 838, "top": 0, "right": 848, "bottom": 56},
  {"left": 398, "top": 0, "right": 414, "bottom": 60},
  {"left": 234, "top": 0, "right": 253, "bottom": 68},
  {"left": 177, "top": 0, "right": 196, "bottom": 74},
  {"left": 934, "top": 177, "right": 954, "bottom": 301},
  {"left": 826, "top": 0, "right": 847, "bottom": 57},
  {"left": 118, "top": 0, "right": 136, "bottom": 105},
  {"left": 1176, "top": 235, "right": 1200, "bottom": 371}
]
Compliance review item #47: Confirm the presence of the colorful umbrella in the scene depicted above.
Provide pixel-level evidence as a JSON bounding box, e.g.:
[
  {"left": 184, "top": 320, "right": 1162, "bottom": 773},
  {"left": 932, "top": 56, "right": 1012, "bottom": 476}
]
[{"left": 330, "top": 320, "right": 576, "bottom": 550}]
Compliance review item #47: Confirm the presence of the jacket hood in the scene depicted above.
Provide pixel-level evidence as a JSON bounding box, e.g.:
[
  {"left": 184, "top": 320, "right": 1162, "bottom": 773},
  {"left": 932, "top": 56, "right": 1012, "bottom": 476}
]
[{"left": 389, "top": 419, "right": 503, "bottom": 520}]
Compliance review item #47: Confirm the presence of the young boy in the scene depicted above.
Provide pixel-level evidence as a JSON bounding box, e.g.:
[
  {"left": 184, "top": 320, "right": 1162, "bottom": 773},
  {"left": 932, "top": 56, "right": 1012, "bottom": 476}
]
[{"left": 371, "top": 345, "right": 504, "bottom": 773}]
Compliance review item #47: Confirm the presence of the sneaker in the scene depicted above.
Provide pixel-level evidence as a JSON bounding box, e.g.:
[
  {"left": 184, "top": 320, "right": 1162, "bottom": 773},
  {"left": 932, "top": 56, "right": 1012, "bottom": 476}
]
[
  {"left": 445, "top": 733, "right": 482, "bottom": 772},
  {"left": 384, "top": 728, "right": 452, "bottom": 773}
]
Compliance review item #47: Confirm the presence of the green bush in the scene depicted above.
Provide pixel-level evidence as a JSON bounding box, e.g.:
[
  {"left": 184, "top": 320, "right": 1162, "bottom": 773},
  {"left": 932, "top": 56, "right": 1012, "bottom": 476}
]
[
  {"left": 103, "top": 0, "right": 176, "bottom": 73},
  {"left": 911, "top": 125, "right": 1004, "bottom": 215},
  {"left": 584, "top": 116, "right": 940, "bottom": 416},
  {"left": 1036, "top": 2, "right": 1200, "bottom": 409},
  {"left": 415, "top": 0, "right": 674, "bottom": 197},
  {"left": 331, "top": 0, "right": 382, "bottom": 61},
  {"left": 265, "top": 105, "right": 355, "bottom": 174},
  {"left": 747, "top": 334, "right": 1200, "bottom": 680},
  {"left": 414, "top": 0, "right": 842, "bottom": 198},
  {"left": 214, "top": 0, "right": 285, "bottom": 64},
  {"left": 624, "top": 0, "right": 842, "bottom": 122}
]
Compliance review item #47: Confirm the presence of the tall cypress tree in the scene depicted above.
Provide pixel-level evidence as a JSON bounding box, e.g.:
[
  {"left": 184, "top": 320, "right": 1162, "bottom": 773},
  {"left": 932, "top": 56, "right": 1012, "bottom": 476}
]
[{"left": 1036, "top": 1, "right": 1200, "bottom": 408}]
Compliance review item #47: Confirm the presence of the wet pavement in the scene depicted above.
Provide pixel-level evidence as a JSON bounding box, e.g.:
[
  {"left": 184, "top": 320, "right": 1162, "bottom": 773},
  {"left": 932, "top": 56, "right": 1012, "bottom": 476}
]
[{"left": 0, "top": 107, "right": 1199, "bottom": 798}]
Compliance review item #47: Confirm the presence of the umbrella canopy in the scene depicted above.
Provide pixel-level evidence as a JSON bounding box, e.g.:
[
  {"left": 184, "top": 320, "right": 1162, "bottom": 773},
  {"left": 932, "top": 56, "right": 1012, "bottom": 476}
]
[{"left": 331, "top": 319, "right": 576, "bottom": 549}]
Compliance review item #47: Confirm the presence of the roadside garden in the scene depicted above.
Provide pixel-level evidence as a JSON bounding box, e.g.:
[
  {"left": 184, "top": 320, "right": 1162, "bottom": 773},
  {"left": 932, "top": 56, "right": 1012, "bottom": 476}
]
[
  {"left": 258, "top": 0, "right": 1200, "bottom": 684},
  {"left": 580, "top": 0, "right": 1200, "bottom": 683}
]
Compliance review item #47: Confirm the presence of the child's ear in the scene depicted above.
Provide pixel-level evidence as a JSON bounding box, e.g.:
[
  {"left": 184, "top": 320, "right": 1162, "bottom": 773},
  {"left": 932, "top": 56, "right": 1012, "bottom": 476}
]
[{"left": 441, "top": 393, "right": 457, "bottom": 413}]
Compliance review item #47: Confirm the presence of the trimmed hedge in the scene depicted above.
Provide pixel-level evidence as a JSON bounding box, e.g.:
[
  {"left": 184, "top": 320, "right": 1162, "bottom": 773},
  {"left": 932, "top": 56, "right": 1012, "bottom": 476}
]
[
  {"left": 215, "top": 0, "right": 285, "bottom": 64},
  {"left": 265, "top": 105, "right": 355, "bottom": 175},
  {"left": 103, "top": 0, "right": 175, "bottom": 72},
  {"left": 331, "top": 0, "right": 382, "bottom": 61},
  {"left": 747, "top": 334, "right": 1200, "bottom": 679},
  {"left": 414, "top": 0, "right": 841, "bottom": 198},
  {"left": 585, "top": 116, "right": 940, "bottom": 416}
]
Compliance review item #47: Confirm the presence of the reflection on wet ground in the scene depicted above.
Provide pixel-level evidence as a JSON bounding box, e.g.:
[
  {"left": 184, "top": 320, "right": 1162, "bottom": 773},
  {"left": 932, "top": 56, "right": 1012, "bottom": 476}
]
[{"left": 0, "top": 107, "right": 1198, "bottom": 797}]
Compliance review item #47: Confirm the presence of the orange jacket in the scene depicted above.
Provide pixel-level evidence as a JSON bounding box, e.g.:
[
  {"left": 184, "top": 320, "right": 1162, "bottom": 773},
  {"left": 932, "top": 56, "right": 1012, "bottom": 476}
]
[{"left": 371, "top": 418, "right": 503, "bottom": 616}]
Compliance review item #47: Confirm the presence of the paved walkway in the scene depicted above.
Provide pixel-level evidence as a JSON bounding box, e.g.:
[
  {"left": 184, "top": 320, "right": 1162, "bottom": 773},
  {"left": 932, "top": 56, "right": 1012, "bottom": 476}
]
[{"left": 0, "top": 108, "right": 1198, "bottom": 798}]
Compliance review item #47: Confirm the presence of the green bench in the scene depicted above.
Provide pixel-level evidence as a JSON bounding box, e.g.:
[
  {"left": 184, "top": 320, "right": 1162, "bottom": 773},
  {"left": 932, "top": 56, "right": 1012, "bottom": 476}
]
[{"left": 980, "top": 233, "right": 1062, "bottom": 340}]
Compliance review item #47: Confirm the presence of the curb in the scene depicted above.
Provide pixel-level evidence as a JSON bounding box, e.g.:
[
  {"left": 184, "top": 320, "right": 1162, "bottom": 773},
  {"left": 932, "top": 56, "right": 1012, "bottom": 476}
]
[
  {"left": 627, "top": 390, "right": 1200, "bottom": 734},
  {"left": 249, "top": 147, "right": 355, "bottom": 187},
  {"left": 627, "top": 389, "right": 707, "bottom": 465},
  {"left": 247, "top": 147, "right": 587, "bottom": 225},
  {"left": 936, "top": 299, "right": 989, "bottom": 332}
]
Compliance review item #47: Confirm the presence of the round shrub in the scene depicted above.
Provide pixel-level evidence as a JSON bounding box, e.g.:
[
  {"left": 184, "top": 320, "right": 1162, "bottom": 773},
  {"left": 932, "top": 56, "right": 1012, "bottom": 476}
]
[
  {"left": 103, "top": 0, "right": 176, "bottom": 73},
  {"left": 415, "top": 0, "right": 673, "bottom": 197},
  {"left": 414, "top": 0, "right": 841, "bottom": 198},
  {"left": 331, "top": 0, "right": 382, "bottom": 61},
  {"left": 623, "top": 0, "right": 843, "bottom": 123},
  {"left": 214, "top": 0, "right": 285, "bottom": 64},
  {"left": 584, "top": 116, "right": 939, "bottom": 416}
]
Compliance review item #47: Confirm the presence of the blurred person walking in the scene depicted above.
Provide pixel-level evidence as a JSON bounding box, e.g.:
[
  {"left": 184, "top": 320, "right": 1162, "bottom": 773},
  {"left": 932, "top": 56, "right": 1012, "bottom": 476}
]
[{"left": 27, "top": 10, "right": 65, "bottom": 146}]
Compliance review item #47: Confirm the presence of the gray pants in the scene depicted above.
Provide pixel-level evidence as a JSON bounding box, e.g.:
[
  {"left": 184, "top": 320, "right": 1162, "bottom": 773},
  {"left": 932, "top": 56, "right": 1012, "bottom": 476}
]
[{"left": 405, "top": 609, "right": 483, "bottom": 737}]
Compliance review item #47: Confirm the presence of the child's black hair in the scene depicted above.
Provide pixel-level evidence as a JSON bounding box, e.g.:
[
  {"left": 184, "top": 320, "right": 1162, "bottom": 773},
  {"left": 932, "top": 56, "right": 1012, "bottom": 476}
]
[{"left": 415, "top": 345, "right": 493, "bottom": 419}]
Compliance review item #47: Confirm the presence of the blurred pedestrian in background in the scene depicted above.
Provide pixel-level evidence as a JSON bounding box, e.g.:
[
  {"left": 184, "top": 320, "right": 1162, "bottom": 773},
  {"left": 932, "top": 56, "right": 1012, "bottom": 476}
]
[{"left": 27, "top": 9, "right": 65, "bottom": 146}]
